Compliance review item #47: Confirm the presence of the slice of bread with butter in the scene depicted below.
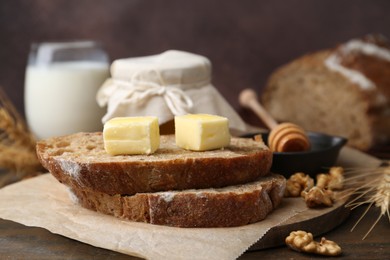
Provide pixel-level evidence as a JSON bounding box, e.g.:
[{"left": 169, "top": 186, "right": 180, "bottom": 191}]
[
  {"left": 37, "top": 133, "right": 272, "bottom": 196},
  {"left": 36, "top": 114, "right": 285, "bottom": 227}
]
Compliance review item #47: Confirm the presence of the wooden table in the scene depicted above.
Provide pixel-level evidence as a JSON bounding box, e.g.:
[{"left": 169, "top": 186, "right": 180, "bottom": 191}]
[{"left": 0, "top": 204, "right": 388, "bottom": 259}]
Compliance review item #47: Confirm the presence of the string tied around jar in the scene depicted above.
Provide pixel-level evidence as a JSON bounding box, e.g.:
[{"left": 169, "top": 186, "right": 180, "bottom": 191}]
[{"left": 98, "top": 69, "right": 201, "bottom": 123}]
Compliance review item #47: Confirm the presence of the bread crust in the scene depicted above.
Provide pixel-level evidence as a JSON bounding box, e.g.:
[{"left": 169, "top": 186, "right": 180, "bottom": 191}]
[
  {"left": 69, "top": 174, "right": 286, "bottom": 228},
  {"left": 37, "top": 133, "right": 272, "bottom": 195}
]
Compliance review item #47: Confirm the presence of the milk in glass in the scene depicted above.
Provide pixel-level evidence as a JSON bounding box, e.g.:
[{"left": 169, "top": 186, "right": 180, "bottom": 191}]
[{"left": 24, "top": 42, "right": 109, "bottom": 139}]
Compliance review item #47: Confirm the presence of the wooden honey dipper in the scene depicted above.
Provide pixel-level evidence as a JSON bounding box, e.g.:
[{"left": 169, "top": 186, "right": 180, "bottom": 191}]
[{"left": 239, "top": 88, "right": 311, "bottom": 152}]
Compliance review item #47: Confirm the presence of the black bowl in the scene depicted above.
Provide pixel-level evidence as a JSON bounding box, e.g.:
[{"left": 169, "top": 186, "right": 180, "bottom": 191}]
[{"left": 246, "top": 132, "right": 347, "bottom": 177}]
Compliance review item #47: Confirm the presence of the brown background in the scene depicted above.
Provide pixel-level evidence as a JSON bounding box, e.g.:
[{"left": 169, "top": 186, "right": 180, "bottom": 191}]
[{"left": 1, "top": 0, "right": 389, "bottom": 126}]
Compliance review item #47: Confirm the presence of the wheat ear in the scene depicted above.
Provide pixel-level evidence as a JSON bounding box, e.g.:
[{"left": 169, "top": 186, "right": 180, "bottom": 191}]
[
  {"left": 344, "top": 166, "right": 390, "bottom": 239},
  {"left": 0, "top": 87, "right": 44, "bottom": 186}
]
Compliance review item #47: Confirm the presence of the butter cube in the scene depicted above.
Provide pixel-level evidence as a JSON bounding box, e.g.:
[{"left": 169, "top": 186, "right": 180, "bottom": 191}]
[
  {"left": 175, "top": 114, "right": 230, "bottom": 151},
  {"left": 103, "top": 116, "right": 160, "bottom": 155}
]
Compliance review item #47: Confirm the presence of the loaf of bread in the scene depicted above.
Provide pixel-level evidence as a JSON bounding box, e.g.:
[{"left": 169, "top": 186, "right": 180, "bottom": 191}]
[
  {"left": 69, "top": 174, "right": 285, "bottom": 228},
  {"left": 261, "top": 35, "right": 390, "bottom": 150},
  {"left": 36, "top": 132, "right": 272, "bottom": 195}
]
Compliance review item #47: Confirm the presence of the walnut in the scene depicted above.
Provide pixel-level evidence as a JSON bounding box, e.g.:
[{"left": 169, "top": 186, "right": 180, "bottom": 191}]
[
  {"left": 328, "top": 166, "right": 344, "bottom": 190},
  {"left": 285, "top": 230, "right": 342, "bottom": 256},
  {"left": 316, "top": 173, "right": 330, "bottom": 189},
  {"left": 284, "top": 172, "right": 314, "bottom": 197},
  {"left": 301, "top": 186, "right": 334, "bottom": 208},
  {"left": 316, "top": 167, "right": 344, "bottom": 190}
]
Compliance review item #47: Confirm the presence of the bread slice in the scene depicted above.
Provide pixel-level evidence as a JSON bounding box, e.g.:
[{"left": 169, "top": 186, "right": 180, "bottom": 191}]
[
  {"left": 261, "top": 35, "right": 390, "bottom": 150},
  {"left": 68, "top": 174, "right": 285, "bottom": 228},
  {"left": 36, "top": 132, "right": 272, "bottom": 195}
]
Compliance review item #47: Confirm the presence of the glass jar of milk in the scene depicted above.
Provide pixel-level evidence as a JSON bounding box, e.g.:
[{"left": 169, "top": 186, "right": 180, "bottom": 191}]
[{"left": 24, "top": 41, "right": 109, "bottom": 139}]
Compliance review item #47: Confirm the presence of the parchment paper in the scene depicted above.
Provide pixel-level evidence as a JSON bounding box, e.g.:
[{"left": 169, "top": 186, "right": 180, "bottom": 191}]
[
  {"left": 0, "top": 174, "right": 303, "bottom": 260},
  {"left": 0, "top": 146, "right": 378, "bottom": 259}
]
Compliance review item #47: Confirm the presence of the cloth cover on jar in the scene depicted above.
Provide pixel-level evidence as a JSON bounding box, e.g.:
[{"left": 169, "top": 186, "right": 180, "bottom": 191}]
[{"left": 96, "top": 50, "right": 247, "bottom": 132}]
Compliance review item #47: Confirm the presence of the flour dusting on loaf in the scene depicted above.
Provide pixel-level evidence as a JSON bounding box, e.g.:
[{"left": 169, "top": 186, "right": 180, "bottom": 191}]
[
  {"left": 158, "top": 192, "right": 175, "bottom": 203},
  {"left": 58, "top": 159, "right": 81, "bottom": 178},
  {"left": 325, "top": 50, "right": 375, "bottom": 90},
  {"left": 325, "top": 37, "right": 390, "bottom": 92}
]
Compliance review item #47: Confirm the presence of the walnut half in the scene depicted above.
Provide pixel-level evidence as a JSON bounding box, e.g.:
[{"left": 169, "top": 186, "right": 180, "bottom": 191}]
[
  {"left": 285, "top": 230, "right": 342, "bottom": 256},
  {"left": 284, "top": 172, "right": 314, "bottom": 197},
  {"left": 301, "top": 186, "right": 334, "bottom": 208},
  {"left": 316, "top": 167, "right": 344, "bottom": 190}
]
